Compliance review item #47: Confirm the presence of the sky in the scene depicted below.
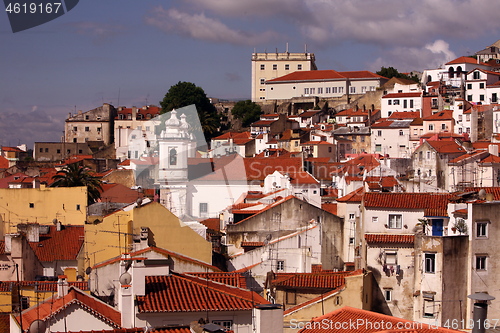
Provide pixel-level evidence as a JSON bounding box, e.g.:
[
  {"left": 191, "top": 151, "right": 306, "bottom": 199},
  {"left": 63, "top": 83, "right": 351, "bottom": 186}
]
[{"left": 1, "top": 0, "right": 500, "bottom": 149}]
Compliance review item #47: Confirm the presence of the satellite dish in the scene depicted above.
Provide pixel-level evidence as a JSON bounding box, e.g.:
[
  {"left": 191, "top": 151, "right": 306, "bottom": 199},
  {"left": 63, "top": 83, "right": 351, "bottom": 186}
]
[
  {"left": 28, "top": 319, "right": 46, "bottom": 333},
  {"left": 52, "top": 218, "right": 58, "bottom": 225},
  {"left": 119, "top": 272, "right": 132, "bottom": 285},
  {"left": 136, "top": 197, "right": 143, "bottom": 207},
  {"left": 85, "top": 267, "right": 92, "bottom": 275},
  {"left": 478, "top": 189, "right": 487, "bottom": 200}
]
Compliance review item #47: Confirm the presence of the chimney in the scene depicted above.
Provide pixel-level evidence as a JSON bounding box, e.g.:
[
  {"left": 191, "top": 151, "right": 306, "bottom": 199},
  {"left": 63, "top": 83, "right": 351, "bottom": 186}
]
[
  {"left": 253, "top": 304, "right": 284, "bottom": 333},
  {"left": 132, "top": 107, "right": 138, "bottom": 120},
  {"left": 489, "top": 144, "right": 499, "bottom": 157},
  {"left": 468, "top": 293, "right": 495, "bottom": 333},
  {"left": 57, "top": 275, "right": 69, "bottom": 298}
]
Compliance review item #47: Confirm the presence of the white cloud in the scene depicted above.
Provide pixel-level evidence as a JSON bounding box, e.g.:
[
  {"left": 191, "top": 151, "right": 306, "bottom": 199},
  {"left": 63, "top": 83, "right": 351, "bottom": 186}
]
[
  {"left": 145, "top": 7, "right": 281, "bottom": 45},
  {"left": 179, "top": 0, "right": 500, "bottom": 48},
  {"left": 368, "top": 39, "right": 457, "bottom": 72}
]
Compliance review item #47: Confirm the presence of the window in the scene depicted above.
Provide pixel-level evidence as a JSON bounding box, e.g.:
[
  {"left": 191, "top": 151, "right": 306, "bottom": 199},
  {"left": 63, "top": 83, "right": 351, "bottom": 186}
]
[
  {"left": 480, "top": 95, "right": 485, "bottom": 101},
  {"left": 169, "top": 148, "right": 177, "bottom": 165},
  {"left": 385, "top": 251, "right": 397, "bottom": 265},
  {"left": 56, "top": 149, "right": 61, "bottom": 154},
  {"left": 73, "top": 126, "right": 77, "bottom": 132},
  {"left": 199, "top": 203, "right": 208, "bottom": 213},
  {"left": 473, "top": 71, "right": 480, "bottom": 80},
  {"left": 424, "top": 253, "right": 435, "bottom": 273},
  {"left": 388, "top": 100, "right": 392, "bottom": 105},
  {"left": 29, "top": 203, "right": 34, "bottom": 208},
  {"left": 297, "top": 64, "right": 302, "bottom": 70},
  {"left": 399, "top": 130, "right": 404, "bottom": 136},
  {"left": 410, "top": 99, "right": 414, "bottom": 108},
  {"left": 476, "top": 255, "right": 487, "bottom": 270},
  {"left": 384, "top": 289, "right": 392, "bottom": 301},
  {"left": 467, "top": 95, "right": 473, "bottom": 101},
  {"left": 393, "top": 100, "right": 399, "bottom": 105},
  {"left": 310, "top": 88, "right": 315, "bottom": 94},
  {"left": 39, "top": 148, "right": 43, "bottom": 153},
  {"left": 493, "top": 93, "right": 498, "bottom": 103},
  {"left": 372, "top": 217, "right": 379, "bottom": 223},
  {"left": 85, "top": 127, "right": 90, "bottom": 132},
  {"left": 467, "top": 83, "right": 472, "bottom": 89},
  {"left": 212, "top": 320, "right": 233, "bottom": 330},
  {"left": 318, "top": 87, "right": 323, "bottom": 94},
  {"left": 427, "top": 151, "right": 431, "bottom": 160},
  {"left": 326, "top": 87, "right": 331, "bottom": 94},
  {"left": 458, "top": 115, "right": 462, "bottom": 122},
  {"left": 277, "top": 260, "right": 285, "bottom": 271},
  {"left": 423, "top": 294, "right": 435, "bottom": 318},
  {"left": 260, "top": 78, "right": 265, "bottom": 85},
  {"left": 388, "top": 214, "right": 402, "bottom": 229},
  {"left": 260, "top": 64, "right": 265, "bottom": 70},
  {"left": 429, "top": 124, "right": 434, "bottom": 131},
  {"left": 377, "top": 130, "right": 382, "bottom": 136},
  {"left": 76, "top": 204, "right": 81, "bottom": 210},
  {"left": 349, "top": 213, "right": 355, "bottom": 220},
  {"left": 97, "top": 127, "right": 102, "bottom": 133},
  {"left": 78, "top": 149, "right": 83, "bottom": 154},
  {"left": 476, "top": 222, "right": 487, "bottom": 237},
  {"left": 441, "top": 123, "right": 446, "bottom": 130},
  {"left": 480, "top": 82, "right": 485, "bottom": 89},
  {"left": 350, "top": 86, "right": 356, "bottom": 94},
  {"left": 85, "top": 115, "right": 89, "bottom": 120},
  {"left": 273, "top": 64, "right": 277, "bottom": 70},
  {"left": 20, "top": 296, "right": 29, "bottom": 310},
  {"left": 304, "top": 88, "right": 310, "bottom": 95},
  {"left": 349, "top": 237, "right": 355, "bottom": 245},
  {"left": 332, "top": 87, "right": 337, "bottom": 94},
  {"left": 285, "top": 64, "right": 290, "bottom": 70},
  {"left": 375, "top": 144, "right": 382, "bottom": 152},
  {"left": 339, "top": 87, "right": 344, "bottom": 93},
  {"left": 403, "top": 99, "right": 407, "bottom": 108}
]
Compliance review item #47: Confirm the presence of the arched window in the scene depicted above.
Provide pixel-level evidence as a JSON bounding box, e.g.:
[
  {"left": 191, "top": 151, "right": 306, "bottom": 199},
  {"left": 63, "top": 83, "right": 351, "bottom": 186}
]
[
  {"left": 456, "top": 66, "right": 462, "bottom": 76},
  {"left": 427, "top": 75, "right": 432, "bottom": 84},
  {"left": 169, "top": 148, "right": 177, "bottom": 165},
  {"left": 448, "top": 67, "right": 455, "bottom": 79}
]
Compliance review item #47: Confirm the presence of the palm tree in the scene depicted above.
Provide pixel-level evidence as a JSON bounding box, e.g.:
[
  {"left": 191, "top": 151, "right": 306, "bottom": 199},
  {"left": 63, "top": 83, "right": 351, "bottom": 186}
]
[{"left": 51, "top": 163, "right": 103, "bottom": 204}]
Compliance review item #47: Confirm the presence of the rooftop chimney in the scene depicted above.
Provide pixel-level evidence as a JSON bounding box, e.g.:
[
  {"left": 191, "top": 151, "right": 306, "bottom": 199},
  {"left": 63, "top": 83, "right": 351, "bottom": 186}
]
[
  {"left": 468, "top": 292, "right": 495, "bottom": 333},
  {"left": 489, "top": 144, "right": 499, "bottom": 157},
  {"left": 57, "top": 275, "right": 69, "bottom": 298}
]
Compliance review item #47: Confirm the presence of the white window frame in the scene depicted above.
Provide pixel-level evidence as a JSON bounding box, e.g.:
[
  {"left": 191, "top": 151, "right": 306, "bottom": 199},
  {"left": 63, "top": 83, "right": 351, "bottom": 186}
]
[
  {"left": 476, "top": 222, "right": 488, "bottom": 238},
  {"left": 424, "top": 253, "right": 435, "bottom": 273},
  {"left": 388, "top": 214, "right": 402, "bottom": 229}
]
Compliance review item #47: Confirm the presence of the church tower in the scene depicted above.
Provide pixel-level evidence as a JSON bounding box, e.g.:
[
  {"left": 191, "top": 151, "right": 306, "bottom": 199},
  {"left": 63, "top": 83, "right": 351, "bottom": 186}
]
[{"left": 157, "top": 110, "right": 195, "bottom": 217}]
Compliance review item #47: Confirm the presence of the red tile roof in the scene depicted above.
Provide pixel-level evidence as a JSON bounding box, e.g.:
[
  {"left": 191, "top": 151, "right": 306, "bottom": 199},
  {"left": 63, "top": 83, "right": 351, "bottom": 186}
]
[
  {"left": 0, "top": 280, "right": 89, "bottom": 292},
  {"left": 322, "top": 203, "right": 337, "bottom": 215},
  {"left": 446, "top": 56, "right": 488, "bottom": 66},
  {"left": 186, "top": 272, "right": 247, "bottom": 289},
  {"left": 425, "top": 140, "right": 466, "bottom": 154},
  {"left": 267, "top": 70, "right": 385, "bottom": 83},
  {"left": 0, "top": 156, "right": 9, "bottom": 169},
  {"left": 273, "top": 271, "right": 356, "bottom": 289},
  {"left": 363, "top": 193, "right": 452, "bottom": 215},
  {"left": 388, "top": 112, "right": 421, "bottom": 119},
  {"left": 1, "top": 146, "right": 23, "bottom": 152},
  {"left": 28, "top": 225, "right": 84, "bottom": 262},
  {"left": 17, "top": 287, "right": 121, "bottom": 331},
  {"left": 241, "top": 241, "right": 265, "bottom": 247},
  {"left": 213, "top": 131, "right": 253, "bottom": 140},
  {"left": 336, "top": 187, "right": 364, "bottom": 202},
  {"left": 365, "top": 234, "right": 415, "bottom": 245},
  {"left": 199, "top": 218, "right": 220, "bottom": 232},
  {"left": 422, "top": 110, "right": 453, "bottom": 120},
  {"left": 297, "top": 306, "right": 462, "bottom": 333},
  {"left": 136, "top": 273, "right": 269, "bottom": 313}
]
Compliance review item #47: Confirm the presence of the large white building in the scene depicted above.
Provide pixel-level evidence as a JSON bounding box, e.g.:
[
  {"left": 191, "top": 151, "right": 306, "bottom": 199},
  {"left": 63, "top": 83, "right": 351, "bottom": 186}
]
[
  {"left": 251, "top": 50, "right": 317, "bottom": 102},
  {"left": 264, "top": 70, "right": 387, "bottom": 101}
]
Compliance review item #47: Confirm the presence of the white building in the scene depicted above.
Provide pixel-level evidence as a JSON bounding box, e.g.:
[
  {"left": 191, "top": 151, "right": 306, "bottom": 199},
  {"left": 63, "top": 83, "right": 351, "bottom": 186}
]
[{"left": 265, "top": 70, "right": 387, "bottom": 101}]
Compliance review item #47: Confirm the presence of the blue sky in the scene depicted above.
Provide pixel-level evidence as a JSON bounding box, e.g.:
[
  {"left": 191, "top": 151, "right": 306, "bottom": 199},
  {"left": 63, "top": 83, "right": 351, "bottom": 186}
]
[{"left": 1, "top": 0, "right": 499, "bottom": 148}]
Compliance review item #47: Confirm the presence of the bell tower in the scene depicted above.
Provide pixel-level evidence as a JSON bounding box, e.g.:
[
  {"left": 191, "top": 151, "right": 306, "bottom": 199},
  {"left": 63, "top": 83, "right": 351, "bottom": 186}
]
[{"left": 157, "top": 110, "right": 195, "bottom": 217}]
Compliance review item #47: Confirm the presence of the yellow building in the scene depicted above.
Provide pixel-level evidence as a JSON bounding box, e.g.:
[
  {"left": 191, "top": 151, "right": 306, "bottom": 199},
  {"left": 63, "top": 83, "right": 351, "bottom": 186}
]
[
  {"left": 0, "top": 186, "right": 87, "bottom": 235},
  {"left": 84, "top": 201, "right": 212, "bottom": 271}
]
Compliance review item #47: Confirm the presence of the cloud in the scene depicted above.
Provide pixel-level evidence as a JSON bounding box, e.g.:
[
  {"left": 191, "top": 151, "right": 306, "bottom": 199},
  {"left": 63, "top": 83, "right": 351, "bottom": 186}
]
[
  {"left": 225, "top": 72, "right": 241, "bottom": 82},
  {"left": 145, "top": 7, "right": 281, "bottom": 45},
  {"left": 368, "top": 40, "right": 457, "bottom": 72},
  {"left": 181, "top": 0, "right": 500, "bottom": 48},
  {"left": 68, "top": 21, "right": 126, "bottom": 43},
  {"left": 0, "top": 109, "right": 64, "bottom": 148}
]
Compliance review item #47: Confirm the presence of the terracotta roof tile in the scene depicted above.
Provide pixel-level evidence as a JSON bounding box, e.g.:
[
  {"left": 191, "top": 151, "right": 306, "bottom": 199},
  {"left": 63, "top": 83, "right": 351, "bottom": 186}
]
[
  {"left": 297, "top": 306, "right": 462, "bottom": 333},
  {"left": 136, "top": 273, "right": 268, "bottom": 313},
  {"left": 272, "top": 271, "right": 354, "bottom": 289},
  {"left": 363, "top": 193, "right": 452, "bottom": 212},
  {"left": 365, "top": 234, "right": 414, "bottom": 245},
  {"left": 388, "top": 112, "right": 421, "bottom": 119},
  {"left": 446, "top": 56, "right": 489, "bottom": 66},
  {"left": 28, "top": 225, "right": 84, "bottom": 262},
  {"left": 425, "top": 140, "right": 466, "bottom": 154},
  {"left": 267, "top": 70, "right": 385, "bottom": 83},
  {"left": 186, "top": 272, "right": 247, "bottom": 289},
  {"left": 383, "top": 93, "right": 421, "bottom": 98},
  {"left": 336, "top": 187, "right": 364, "bottom": 202},
  {"left": 17, "top": 287, "right": 121, "bottom": 331},
  {"left": 241, "top": 241, "right": 265, "bottom": 247},
  {"left": 322, "top": 203, "right": 337, "bottom": 215}
]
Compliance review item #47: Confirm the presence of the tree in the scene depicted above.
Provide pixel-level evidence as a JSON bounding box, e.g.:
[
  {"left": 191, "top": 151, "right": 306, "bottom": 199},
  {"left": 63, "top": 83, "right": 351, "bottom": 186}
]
[
  {"left": 231, "top": 100, "right": 262, "bottom": 128},
  {"left": 159, "top": 81, "right": 220, "bottom": 141},
  {"left": 376, "top": 66, "right": 420, "bottom": 83},
  {"left": 51, "top": 163, "right": 103, "bottom": 205}
]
